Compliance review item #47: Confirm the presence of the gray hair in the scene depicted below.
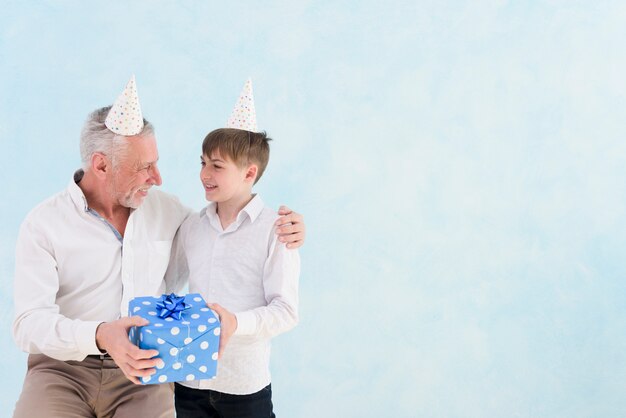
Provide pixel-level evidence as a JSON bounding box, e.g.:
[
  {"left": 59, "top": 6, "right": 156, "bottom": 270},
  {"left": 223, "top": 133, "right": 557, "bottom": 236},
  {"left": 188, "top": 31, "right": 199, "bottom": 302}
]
[{"left": 79, "top": 106, "right": 155, "bottom": 170}]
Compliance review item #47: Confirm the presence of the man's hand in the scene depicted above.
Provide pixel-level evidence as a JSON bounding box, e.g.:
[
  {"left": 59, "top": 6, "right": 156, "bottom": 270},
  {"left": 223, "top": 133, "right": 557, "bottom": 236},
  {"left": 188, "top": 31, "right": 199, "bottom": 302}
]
[
  {"left": 275, "top": 206, "right": 305, "bottom": 249},
  {"left": 208, "top": 303, "right": 237, "bottom": 359},
  {"left": 95, "top": 316, "right": 161, "bottom": 384}
]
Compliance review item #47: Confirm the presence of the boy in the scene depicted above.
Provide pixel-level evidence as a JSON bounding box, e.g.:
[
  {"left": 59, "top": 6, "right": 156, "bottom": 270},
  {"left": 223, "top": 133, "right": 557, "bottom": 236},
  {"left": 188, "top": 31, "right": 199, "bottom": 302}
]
[{"left": 166, "top": 80, "right": 300, "bottom": 418}]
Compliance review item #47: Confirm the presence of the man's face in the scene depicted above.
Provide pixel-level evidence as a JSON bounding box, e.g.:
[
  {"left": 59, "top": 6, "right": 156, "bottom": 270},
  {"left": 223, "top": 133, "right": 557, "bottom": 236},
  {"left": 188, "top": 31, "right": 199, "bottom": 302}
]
[{"left": 110, "top": 134, "right": 162, "bottom": 209}]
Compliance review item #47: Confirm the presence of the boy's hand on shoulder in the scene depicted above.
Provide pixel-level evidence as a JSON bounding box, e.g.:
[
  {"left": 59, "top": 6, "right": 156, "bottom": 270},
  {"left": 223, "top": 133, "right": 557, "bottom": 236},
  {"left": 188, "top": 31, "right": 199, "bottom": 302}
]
[
  {"left": 275, "top": 206, "right": 305, "bottom": 249},
  {"left": 208, "top": 303, "right": 237, "bottom": 359}
]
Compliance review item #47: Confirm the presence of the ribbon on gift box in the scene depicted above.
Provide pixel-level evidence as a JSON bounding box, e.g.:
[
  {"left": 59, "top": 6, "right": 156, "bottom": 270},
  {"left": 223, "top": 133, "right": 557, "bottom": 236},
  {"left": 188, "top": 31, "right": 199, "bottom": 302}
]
[{"left": 155, "top": 293, "right": 191, "bottom": 320}]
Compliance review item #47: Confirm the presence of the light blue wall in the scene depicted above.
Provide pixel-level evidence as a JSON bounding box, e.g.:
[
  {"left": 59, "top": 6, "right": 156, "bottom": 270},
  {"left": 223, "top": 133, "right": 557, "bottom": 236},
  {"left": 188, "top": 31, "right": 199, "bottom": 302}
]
[{"left": 1, "top": 1, "right": 625, "bottom": 417}]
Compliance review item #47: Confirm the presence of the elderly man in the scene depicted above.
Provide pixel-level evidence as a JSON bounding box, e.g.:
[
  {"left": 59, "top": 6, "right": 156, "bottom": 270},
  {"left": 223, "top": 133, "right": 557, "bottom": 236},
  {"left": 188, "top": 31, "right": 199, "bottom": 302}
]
[{"left": 12, "top": 78, "right": 305, "bottom": 418}]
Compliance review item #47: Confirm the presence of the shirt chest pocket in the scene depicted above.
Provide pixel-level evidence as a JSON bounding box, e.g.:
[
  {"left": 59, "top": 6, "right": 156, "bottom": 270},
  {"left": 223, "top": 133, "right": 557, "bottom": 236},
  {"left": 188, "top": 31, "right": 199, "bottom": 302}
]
[{"left": 134, "top": 240, "right": 173, "bottom": 286}]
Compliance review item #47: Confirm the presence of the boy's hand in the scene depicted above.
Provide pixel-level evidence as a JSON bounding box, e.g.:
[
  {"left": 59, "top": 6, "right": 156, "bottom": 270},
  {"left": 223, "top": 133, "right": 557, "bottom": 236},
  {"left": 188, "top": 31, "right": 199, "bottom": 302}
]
[
  {"left": 208, "top": 303, "right": 237, "bottom": 359},
  {"left": 275, "top": 206, "right": 305, "bottom": 249},
  {"left": 95, "top": 316, "right": 161, "bottom": 384}
]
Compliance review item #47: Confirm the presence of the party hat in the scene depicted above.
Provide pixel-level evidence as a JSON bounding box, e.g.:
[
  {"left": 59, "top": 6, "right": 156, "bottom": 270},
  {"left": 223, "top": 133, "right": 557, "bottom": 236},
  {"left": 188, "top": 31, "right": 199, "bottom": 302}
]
[
  {"left": 226, "top": 78, "right": 258, "bottom": 132},
  {"left": 105, "top": 75, "right": 144, "bottom": 136}
]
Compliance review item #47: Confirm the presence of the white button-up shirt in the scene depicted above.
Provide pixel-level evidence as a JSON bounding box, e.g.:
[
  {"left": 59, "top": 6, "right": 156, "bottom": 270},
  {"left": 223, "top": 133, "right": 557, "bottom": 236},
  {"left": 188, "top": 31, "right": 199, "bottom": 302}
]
[
  {"left": 167, "top": 194, "right": 300, "bottom": 395},
  {"left": 13, "top": 171, "right": 190, "bottom": 361}
]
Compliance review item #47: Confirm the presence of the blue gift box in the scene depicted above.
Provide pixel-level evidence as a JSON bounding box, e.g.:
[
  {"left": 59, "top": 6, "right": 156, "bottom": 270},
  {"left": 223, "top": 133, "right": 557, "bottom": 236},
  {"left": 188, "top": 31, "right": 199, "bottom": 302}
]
[{"left": 128, "top": 293, "right": 221, "bottom": 385}]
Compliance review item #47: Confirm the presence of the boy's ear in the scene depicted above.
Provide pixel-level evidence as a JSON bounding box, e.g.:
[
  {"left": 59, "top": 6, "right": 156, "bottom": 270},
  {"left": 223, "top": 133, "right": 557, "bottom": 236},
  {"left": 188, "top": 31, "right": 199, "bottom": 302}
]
[
  {"left": 91, "top": 152, "right": 110, "bottom": 180},
  {"left": 245, "top": 164, "right": 258, "bottom": 183}
]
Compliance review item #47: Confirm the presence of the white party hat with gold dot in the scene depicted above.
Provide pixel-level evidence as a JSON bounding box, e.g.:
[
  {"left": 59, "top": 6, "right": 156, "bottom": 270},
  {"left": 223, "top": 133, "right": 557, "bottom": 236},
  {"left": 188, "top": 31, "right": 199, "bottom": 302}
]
[
  {"left": 105, "top": 75, "right": 144, "bottom": 136},
  {"left": 226, "top": 78, "right": 258, "bottom": 132}
]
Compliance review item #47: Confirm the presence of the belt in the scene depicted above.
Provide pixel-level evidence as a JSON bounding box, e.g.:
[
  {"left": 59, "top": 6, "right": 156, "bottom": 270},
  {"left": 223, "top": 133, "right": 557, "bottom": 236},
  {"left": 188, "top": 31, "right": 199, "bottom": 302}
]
[{"left": 87, "top": 353, "right": 113, "bottom": 360}]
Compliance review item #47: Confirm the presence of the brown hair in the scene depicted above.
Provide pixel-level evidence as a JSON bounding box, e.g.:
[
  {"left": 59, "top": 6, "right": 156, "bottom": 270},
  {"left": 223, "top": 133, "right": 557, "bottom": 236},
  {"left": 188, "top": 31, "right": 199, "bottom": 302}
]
[{"left": 202, "top": 128, "right": 271, "bottom": 184}]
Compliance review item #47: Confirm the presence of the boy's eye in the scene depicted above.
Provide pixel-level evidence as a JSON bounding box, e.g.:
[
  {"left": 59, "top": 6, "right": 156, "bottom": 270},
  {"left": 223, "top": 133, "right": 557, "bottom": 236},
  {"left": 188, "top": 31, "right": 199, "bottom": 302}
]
[
  {"left": 214, "top": 165, "right": 222, "bottom": 169},
  {"left": 200, "top": 161, "right": 206, "bottom": 166}
]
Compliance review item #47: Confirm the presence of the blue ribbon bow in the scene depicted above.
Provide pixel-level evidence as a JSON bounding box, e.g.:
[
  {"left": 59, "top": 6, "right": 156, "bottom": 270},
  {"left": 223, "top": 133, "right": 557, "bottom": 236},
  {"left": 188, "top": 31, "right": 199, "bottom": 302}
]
[{"left": 155, "top": 293, "right": 191, "bottom": 320}]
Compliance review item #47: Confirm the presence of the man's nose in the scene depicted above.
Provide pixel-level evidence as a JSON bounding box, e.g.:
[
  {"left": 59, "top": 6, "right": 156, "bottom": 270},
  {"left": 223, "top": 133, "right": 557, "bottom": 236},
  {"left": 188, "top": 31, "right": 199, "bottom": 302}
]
[{"left": 150, "top": 164, "right": 162, "bottom": 186}]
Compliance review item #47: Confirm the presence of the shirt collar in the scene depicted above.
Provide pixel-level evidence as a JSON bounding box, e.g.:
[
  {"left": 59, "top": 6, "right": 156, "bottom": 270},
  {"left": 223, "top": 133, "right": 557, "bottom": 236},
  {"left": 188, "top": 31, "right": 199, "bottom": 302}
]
[
  {"left": 201, "top": 194, "right": 264, "bottom": 232},
  {"left": 242, "top": 194, "right": 264, "bottom": 223},
  {"left": 68, "top": 169, "right": 90, "bottom": 212}
]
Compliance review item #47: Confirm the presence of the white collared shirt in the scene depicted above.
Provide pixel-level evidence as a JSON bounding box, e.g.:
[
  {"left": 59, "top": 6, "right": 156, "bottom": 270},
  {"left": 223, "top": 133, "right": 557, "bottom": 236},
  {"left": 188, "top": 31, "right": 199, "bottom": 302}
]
[
  {"left": 167, "top": 194, "right": 300, "bottom": 395},
  {"left": 12, "top": 171, "right": 190, "bottom": 361}
]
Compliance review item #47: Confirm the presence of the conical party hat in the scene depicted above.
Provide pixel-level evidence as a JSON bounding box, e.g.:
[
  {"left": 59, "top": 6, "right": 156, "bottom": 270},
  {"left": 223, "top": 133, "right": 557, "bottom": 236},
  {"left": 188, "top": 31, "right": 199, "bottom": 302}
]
[
  {"left": 105, "top": 75, "right": 144, "bottom": 136},
  {"left": 226, "top": 78, "right": 258, "bottom": 132}
]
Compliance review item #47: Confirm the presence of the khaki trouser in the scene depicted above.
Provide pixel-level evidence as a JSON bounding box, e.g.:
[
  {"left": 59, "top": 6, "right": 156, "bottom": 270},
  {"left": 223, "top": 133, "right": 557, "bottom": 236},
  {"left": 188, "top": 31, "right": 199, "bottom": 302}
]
[{"left": 13, "top": 354, "right": 175, "bottom": 418}]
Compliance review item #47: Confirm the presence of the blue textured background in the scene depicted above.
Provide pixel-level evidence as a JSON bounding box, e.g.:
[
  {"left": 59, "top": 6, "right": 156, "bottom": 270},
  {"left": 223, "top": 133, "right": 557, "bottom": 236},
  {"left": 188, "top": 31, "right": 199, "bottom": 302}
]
[{"left": 1, "top": 1, "right": 626, "bottom": 417}]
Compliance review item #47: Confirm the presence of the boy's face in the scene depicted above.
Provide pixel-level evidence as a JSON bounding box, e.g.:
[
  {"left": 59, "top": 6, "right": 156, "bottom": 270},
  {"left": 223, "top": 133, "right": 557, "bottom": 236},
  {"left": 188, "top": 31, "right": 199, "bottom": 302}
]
[{"left": 200, "top": 150, "right": 255, "bottom": 203}]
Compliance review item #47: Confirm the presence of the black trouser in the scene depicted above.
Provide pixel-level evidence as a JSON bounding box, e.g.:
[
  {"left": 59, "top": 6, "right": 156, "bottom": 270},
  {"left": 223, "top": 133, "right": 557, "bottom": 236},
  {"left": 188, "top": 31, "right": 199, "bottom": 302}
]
[{"left": 175, "top": 383, "right": 276, "bottom": 418}]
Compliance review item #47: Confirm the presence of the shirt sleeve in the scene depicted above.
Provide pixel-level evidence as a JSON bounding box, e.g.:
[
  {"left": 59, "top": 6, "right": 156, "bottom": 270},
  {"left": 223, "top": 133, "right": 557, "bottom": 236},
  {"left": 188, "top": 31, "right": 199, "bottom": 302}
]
[
  {"left": 12, "top": 219, "right": 102, "bottom": 361},
  {"left": 234, "top": 230, "right": 300, "bottom": 339}
]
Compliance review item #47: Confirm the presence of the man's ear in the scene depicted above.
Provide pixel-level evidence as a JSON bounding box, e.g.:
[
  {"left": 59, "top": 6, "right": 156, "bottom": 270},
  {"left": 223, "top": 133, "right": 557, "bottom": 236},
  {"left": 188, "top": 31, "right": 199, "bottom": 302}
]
[
  {"left": 245, "top": 164, "right": 258, "bottom": 184},
  {"left": 91, "top": 152, "right": 110, "bottom": 180}
]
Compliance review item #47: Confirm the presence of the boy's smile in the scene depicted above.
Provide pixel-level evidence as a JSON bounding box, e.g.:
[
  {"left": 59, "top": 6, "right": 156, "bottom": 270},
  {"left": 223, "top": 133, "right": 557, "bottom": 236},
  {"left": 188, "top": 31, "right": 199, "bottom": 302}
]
[{"left": 203, "top": 182, "right": 218, "bottom": 192}]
